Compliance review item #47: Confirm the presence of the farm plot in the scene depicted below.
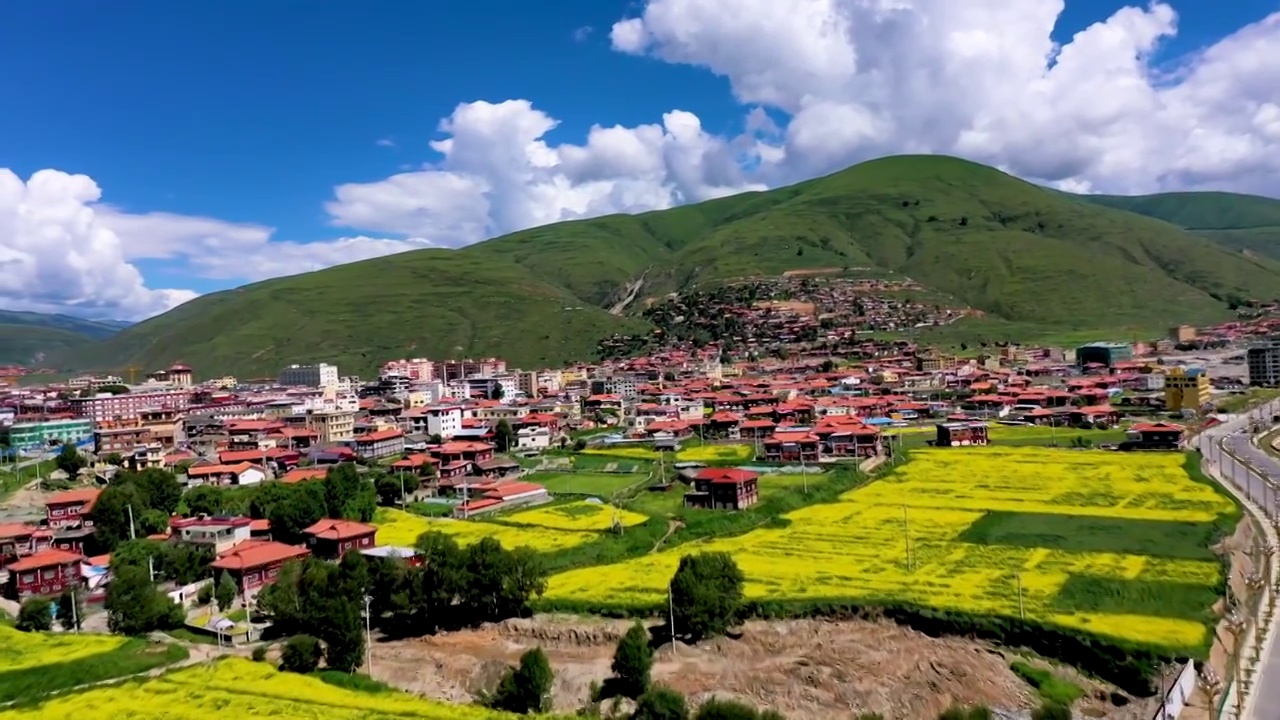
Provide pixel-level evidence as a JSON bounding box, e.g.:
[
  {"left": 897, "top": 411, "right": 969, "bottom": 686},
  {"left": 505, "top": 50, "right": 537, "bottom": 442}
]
[
  {"left": 581, "top": 446, "right": 659, "bottom": 461},
  {"left": 374, "top": 508, "right": 595, "bottom": 552},
  {"left": 0, "top": 657, "right": 537, "bottom": 720},
  {"left": 0, "top": 626, "right": 127, "bottom": 672},
  {"left": 676, "top": 444, "right": 755, "bottom": 463},
  {"left": 531, "top": 471, "right": 646, "bottom": 497},
  {"left": 545, "top": 447, "right": 1235, "bottom": 652},
  {"left": 503, "top": 501, "right": 649, "bottom": 531}
]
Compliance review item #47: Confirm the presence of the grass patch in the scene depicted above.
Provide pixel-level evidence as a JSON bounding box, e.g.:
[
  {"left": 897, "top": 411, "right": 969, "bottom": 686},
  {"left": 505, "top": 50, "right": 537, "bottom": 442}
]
[
  {"left": 531, "top": 471, "right": 646, "bottom": 497},
  {"left": 0, "top": 638, "right": 188, "bottom": 703},
  {"left": 1010, "top": 660, "right": 1086, "bottom": 706},
  {"left": 312, "top": 670, "right": 395, "bottom": 694},
  {"left": 958, "top": 511, "right": 1217, "bottom": 560},
  {"left": 1049, "top": 576, "right": 1219, "bottom": 621}
]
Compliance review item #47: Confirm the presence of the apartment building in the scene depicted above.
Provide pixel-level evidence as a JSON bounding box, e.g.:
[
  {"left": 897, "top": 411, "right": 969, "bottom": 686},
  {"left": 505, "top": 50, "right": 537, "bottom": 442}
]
[
  {"left": 1163, "top": 366, "right": 1211, "bottom": 412},
  {"left": 381, "top": 358, "right": 436, "bottom": 381},
  {"left": 278, "top": 363, "right": 340, "bottom": 388},
  {"left": 67, "top": 388, "right": 191, "bottom": 423},
  {"left": 2, "top": 418, "right": 94, "bottom": 451},
  {"left": 1248, "top": 343, "right": 1280, "bottom": 387},
  {"left": 306, "top": 409, "right": 356, "bottom": 445}
]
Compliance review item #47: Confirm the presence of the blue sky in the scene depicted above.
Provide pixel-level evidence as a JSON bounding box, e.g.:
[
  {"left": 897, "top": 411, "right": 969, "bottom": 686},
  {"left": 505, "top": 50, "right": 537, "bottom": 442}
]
[{"left": 0, "top": 1, "right": 1278, "bottom": 316}]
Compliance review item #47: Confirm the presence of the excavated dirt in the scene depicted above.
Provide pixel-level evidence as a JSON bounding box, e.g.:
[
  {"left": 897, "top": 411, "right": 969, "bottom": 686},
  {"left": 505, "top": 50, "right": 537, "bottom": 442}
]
[{"left": 370, "top": 615, "right": 1160, "bottom": 719}]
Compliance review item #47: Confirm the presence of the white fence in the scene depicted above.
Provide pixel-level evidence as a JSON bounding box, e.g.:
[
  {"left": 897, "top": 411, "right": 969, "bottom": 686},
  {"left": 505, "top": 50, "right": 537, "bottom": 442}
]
[{"left": 1153, "top": 662, "right": 1198, "bottom": 720}]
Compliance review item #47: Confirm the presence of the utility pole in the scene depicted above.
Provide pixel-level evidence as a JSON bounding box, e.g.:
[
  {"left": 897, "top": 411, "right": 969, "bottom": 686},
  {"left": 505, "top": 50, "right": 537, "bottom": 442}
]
[
  {"left": 148, "top": 554, "right": 155, "bottom": 583},
  {"left": 901, "top": 505, "right": 912, "bottom": 571},
  {"left": 70, "top": 587, "right": 79, "bottom": 633},
  {"left": 399, "top": 470, "right": 406, "bottom": 507},
  {"left": 364, "top": 595, "right": 373, "bottom": 676},
  {"left": 668, "top": 585, "right": 677, "bottom": 649},
  {"left": 1016, "top": 573, "right": 1025, "bottom": 620},
  {"left": 128, "top": 504, "right": 137, "bottom": 541}
]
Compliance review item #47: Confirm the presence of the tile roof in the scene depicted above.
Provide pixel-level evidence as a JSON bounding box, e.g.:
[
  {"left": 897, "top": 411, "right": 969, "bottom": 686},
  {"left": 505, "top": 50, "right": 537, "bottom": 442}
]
[
  {"left": 211, "top": 541, "right": 310, "bottom": 571},
  {"left": 8, "top": 548, "right": 85, "bottom": 571}
]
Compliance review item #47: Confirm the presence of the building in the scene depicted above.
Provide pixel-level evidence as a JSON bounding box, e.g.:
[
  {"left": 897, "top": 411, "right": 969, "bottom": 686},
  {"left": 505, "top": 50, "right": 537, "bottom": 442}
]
[
  {"left": 935, "top": 422, "right": 990, "bottom": 447},
  {"left": 0, "top": 523, "right": 50, "bottom": 569},
  {"left": 381, "top": 358, "right": 436, "bottom": 381},
  {"left": 186, "top": 462, "right": 266, "bottom": 486},
  {"left": 1163, "top": 367, "right": 1211, "bottom": 412},
  {"left": 4, "top": 549, "right": 84, "bottom": 600},
  {"left": 404, "top": 405, "right": 463, "bottom": 439},
  {"left": 1125, "top": 422, "right": 1185, "bottom": 450},
  {"left": 306, "top": 409, "right": 356, "bottom": 444},
  {"left": 1076, "top": 342, "right": 1133, "bottom": 368},
  {"left": 353, "top": 428, "right": 405, "bottom": 459},
  {"left": 278, "top": 363, "right": 340, "bottom": 388},
  {"left": 1248, "top": 343, "right": 1280, "bottom": 387},
  {"left": 684, "top": 468, "right": 760, "bottom": 511},
  {"left": 67, "top": 388, "right": 191, "bottom": 423},
  {"left": 1, "top": 418, "right": 94, "bottom": 451},
  {"left": 169, "top": 516, "right": 253, "bottom": 554},
  {"left": 301, "top": 519, "right": 377, "bottom": 560},
  {"left": 45, "top": 488, "right": 101, "bottom": 529},
  {"left": 146, "top": 363, "right": 195, "bottom": 387},
  {"left": 762, "top": 431, "right": 821, "bottom": 463},
  {"left": 94, "top": 426, "right": 153, "bottom": 455},
  {"left": 1170, "top": 325, "right": 1197, "bottom": 344},
  {"left": 210, "top": 540, "right": 311, "bottom": 592}
]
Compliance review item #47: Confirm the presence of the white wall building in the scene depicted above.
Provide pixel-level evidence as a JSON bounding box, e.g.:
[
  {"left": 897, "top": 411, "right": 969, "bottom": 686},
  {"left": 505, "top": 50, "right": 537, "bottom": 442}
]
[
  {"left": 278, "top": 363, "right": 340, "bottom": 388},
  {"left": 425, "top": 406, "right": 463, "bottom": 439},
  {"left": 516, "top": 426, "right": 552, "bottom": 450}
]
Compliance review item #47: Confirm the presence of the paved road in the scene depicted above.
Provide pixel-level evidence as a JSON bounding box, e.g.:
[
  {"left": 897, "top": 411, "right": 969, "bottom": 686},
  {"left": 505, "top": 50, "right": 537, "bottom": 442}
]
[{"left": 1194, "top": 399, "right": 1280, "bottom": 719}]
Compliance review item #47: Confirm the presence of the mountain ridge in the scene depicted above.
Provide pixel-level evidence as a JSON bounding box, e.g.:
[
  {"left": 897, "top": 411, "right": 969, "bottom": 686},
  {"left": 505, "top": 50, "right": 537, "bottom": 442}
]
[
  {"left": 57, "top": 155, "right": 1280, "bottom": 377},
  {"left": 0, "top": 311, "right": 133, "bottom": 366}
]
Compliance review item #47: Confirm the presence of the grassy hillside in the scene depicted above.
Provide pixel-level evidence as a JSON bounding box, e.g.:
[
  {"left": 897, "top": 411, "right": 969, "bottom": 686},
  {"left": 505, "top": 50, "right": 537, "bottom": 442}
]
[
  {"left": 62, "top": 156, "right": 1280, "bottom": 377},
  {"left": 0, "top": 311, "right": 129, "bottom": 365},
  {"left": 1080, "top": 191, "right": 1280, "bottom": 261}
]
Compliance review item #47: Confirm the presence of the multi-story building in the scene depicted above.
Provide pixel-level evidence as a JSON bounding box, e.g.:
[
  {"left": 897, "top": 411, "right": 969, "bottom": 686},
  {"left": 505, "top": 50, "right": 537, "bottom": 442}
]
[
  {"left": 1248, "top": 343, "right": 1280, "bottom": 387},
  {"left": 1076, "top": 342, "right": 1133, "bottom": 368},
  {"left": 45, "top": 488, "right": 101, "bottom": 530},
  {"left": 353, "top": 428, "right": 405, "bottom": 459},
  {"left": 1163, "top": 366, "right": 1211, "bottom": 412},
  {"left": 210, "top": 541, "right": 311, "bottom": 593},
  {"left": 403, "top": 405, "right": 463, "bottom": 439},
  {"left": 589, "top": 375, "right": 641, "bottom": 400},
  {"left": 67, "top": 375, "right": 125, "bottom": 391},
  {"left": 94, "top": 425, "right": 153, "bottom": 455},
  {"left": 440, "top": 358, "right": 507, "bottom": 382},
  {"left": 278, "top": 363, "right": 340, "bottom": 388},
  {"left": 66, "top": 388, "right": 191, "bottom": 423},
  {"left": 170, "top": 516, "right": 253, "bottom": 555},
  {"left": 146, "top": 363, "right": 195, "bottom": 387},
  {"left": 305, "top": 409, "right": 355, "bottom": 445},
  {"left": 1170, "top": 325, "right": 1198, "bottom": 344},
  {"left": 139, "top": 407, "right": 185, "bottom": 448},
  {"left": 1, "top": 418, "right": 94, "bottom": 451},
  {"left": 4, "top": 549, "right": 84, "bottom": 600},
  {"left": 381, "top": 358, "right": 436, "bottom": 381}
]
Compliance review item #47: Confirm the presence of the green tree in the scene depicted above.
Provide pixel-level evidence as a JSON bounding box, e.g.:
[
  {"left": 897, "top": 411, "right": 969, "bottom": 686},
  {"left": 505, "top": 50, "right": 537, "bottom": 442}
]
[
  {"left": 494, "top": 419, "right": 515, "bottom": 452},
  {"left": 318, "top": 596, "right": 365, "bottom": 673},
  {"left": 105, "top": 565, "right": 183, "bottom": 635},
  {"left": 611, "top": 622, "right": 654, "bottom": 698},
  {"left": 375, "top": 472, "right": 419, "bottom": 507},
  {"left": 15, "top": 597, "right": 52, "bottom": 632},
  {"left": 103, "top": 452, "right": 125, "bottom": 467},
  {"left": 410, "top": 531, "right": 466, "bottom": 632},
  {"left": 138, "top": 508, "right": 169, "bottom": 535},
  {"left": 185, "top": 485, "right": 229, "bottom": 516},
  {"left": 197, "top": 583, "right": 214, "bottom": 606},
  {"left": 56, "top": 589, "right": 83, "bottom": 631},
  {"left": 54, "top": 444, "right": 86, "bottom": 477},
  {"left": 668, "top": 552, "right": 744, "bottom": 641},
  {"left": 215, "top": 571, "right": 238, "bottom": 612},
  {"left": 488, "top": 647, "right": 553, "bottom": 714},
  {"left": 280, "top": 634, "right": 324, "bottom": 673},
  {"left": 632, "top": 686, "right": 689, "bottom": 720},
  {"left": 267, "top": 483, "right": 327, "bottom": 544},
  {"left": 129, "top": 468, "right": 184, "bottom": 515},
  {"left": 322, "top": 463, "right": 365, "bottom": 519},
  {"left": 89, "top": 482, "right": 149, "bottom": 550}
]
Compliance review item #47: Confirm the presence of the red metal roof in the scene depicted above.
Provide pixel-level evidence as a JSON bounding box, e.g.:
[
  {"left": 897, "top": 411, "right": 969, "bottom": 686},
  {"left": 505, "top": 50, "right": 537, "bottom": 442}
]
[
  {"left": 45, "top": 488, "right": 101, "bottom": 510},
  {"left": 211, "top": 541, "right": 310, "bottom": 571},
  {"left": 694, "top": 468, "right": 760, "bottom": 485},
  {"left": 8, "top": 549, "right": 84, "bottom": 572},
  {"left": 303, "top": 518, "right": 377, "bottom": 541}
]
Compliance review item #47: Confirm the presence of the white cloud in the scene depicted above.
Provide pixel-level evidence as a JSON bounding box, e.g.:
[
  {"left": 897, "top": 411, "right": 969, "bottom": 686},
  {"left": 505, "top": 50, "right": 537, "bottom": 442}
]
[{"left": 376, "top": 137, "right": 396, "bottom": 148}]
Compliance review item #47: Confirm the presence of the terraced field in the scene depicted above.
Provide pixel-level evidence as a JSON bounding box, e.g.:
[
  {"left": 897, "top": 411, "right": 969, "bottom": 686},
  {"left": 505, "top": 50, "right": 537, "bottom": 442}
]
[{"left": 374, "top": 508, "right": 596, "bottom": 551}]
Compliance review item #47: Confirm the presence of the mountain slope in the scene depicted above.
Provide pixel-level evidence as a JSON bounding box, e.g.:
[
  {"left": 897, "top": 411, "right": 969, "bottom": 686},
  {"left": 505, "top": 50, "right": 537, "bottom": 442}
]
[
  {"left": 0, "top": 311, "right": 131, "bottom": 365},
  {"left": 64, "top": 155, "right": 1280, "bottom": 377},
  {"left": 1079, "top": 191, "right": 1280, "bottom": 261}
]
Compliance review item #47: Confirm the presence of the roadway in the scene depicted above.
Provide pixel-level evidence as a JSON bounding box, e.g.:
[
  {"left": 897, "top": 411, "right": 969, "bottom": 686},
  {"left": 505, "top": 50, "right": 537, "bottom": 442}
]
[{"left": 1193, "top": 398, "right": 1280, "bottom": 719}]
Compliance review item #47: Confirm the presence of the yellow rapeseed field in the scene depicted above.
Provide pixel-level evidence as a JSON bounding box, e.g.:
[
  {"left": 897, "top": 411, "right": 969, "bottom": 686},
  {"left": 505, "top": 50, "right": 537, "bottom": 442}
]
[
  {"left": 374, "top": 508, "right": 595, "bottom": 551},
  {"left": 0, "top": 626, "right": 127, "bottom": 672},
  {"left": 581, "top": 446, "right": 658, "bottom": 460},
  {"left": 503, "top": 501, "right": 649, "bottom": 531},
  {"left": 546, "top": 448, "right": 1233, "bottom": 651},
  {"left": 0, "top": 657, "right": 556, "bottom": 719},
  {"left": 675, "top": 444, "right": 755, "bottom": 462}
]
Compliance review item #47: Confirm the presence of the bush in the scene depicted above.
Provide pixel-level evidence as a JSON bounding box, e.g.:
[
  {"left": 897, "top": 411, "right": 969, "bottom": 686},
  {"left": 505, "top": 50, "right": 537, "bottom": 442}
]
[
  {"left": 633, "top": 686, "right": 689, "bottom": 720},
  {"left": 487, "top": 647, "right": 553, "bottom": 714},
  {"left": 1031, "top": 703, "right": 1072, "bottom": 720},
  {"left": 197, "top": 583, "right": 214, "bottom": 606},
  {"left": 251, "top": 645, "right": 268, "bottom": 662},
  {"left": 279, "top": 634, "right": 323, "bottom": 674},
  {"left": 669, "top": 552, "right": 745, "bottom": 642},
  {"left": 693, "top": 698, "right": 766, "bottom": 720},
  {"left": 854, "top": 715, "right": 886, "bottom": 720},
  {"left": 1011, "top": 660, "right": 1085, "bottom": 706},
  {"left": 612, "top": 622, "right": 654, "bottom": 698},
  {"left": 15, "top": 598, "right": 52, "bottom": 632}
]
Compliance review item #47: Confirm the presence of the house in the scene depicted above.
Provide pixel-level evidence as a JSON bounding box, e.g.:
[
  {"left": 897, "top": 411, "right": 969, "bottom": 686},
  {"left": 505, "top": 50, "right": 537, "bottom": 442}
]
[
  {"left": 389, "top": 453, "right": 440, "bottom": 477},
  {"left": 169, "top": 516, "right": 253, "bottom": 554},
  {"left": 435, "top": 441, "right": 495, "bottom": 467},
  {"left": 684, "top": 468, "right": 760, "bottom": 511},
  {"left": 474, "top": 457, "right": 521, "bottom": 479},
  {"left": 185, "top": 462, "right": 266, "bottom": 486},
  {"left": 354, "top": 428, "right": 405, "bottom": 459},
  {"left": 1069, "top": 405, "right": 1121, "bottom": 427},
  {"left": 359, "top": 545, "right": 423, "bottom": 567},
  {"left": 1124, "top": 422, "right": 1185, "bottom": 450},
  {"left": 45, "top": 488, "right": 102, "bottom": 529},
  {"left": 762, "top": 431, "right": 821, "bottom": 463},
  {"left": 0, "top": 523, "right": 50, "bottom": 569},
  {"left": 209, "top": 540, "right": 311, "bottom": 593},
  {"left": 301, "top": 519, "right": 377, "bottom": 559},
  {"left": 514, "top": 426, "right": 552, "bottom": 450},
  {"left": 4, "top": 549, "right": 84, "bottom": 600},
  {"left": 280, "top": 467, "right": 329, "bottom": 484},
  {"left": 935, "top": 421, "right": 990, "bottom": 447}
]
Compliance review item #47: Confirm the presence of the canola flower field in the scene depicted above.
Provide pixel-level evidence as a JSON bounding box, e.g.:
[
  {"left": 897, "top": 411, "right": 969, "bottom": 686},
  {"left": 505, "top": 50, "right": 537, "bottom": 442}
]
[
  {"left": 545, "top": 447, "right": 1235, "bottom": 652},
  {"left": 0, "top": 626, "right": 127, "bottom": 672},
  {"left": 502, "top": 501, "right": 649, "bottom": 531},
  {"left": 0, "top": 658, "right": 551, "bottom": 720},
  {"left": 374, "top": 508, "right": 595, "bottom": 551},
  {"left": 675, "top": 444, "right": 756, "bottom": 463}
]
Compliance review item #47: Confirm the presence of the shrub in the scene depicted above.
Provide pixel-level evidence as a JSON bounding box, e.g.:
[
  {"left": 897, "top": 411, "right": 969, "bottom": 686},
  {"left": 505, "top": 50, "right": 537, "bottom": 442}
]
[
  {"left": 633, "top": 686, "right": 689, "bottom": 720},
  {"left": 15, "top": 598, "right": 52, "bottom": 632},
  {"left": 279, "top": 634, "right": 323, "bottom": 674},
  {"left": 1031, "top": 703, "right": 1072, "bottom": 720},
  {"left": 197, "top": 583, "right": 214, "bottom": 606},
  {"left": 251, "top": 645, "right": 268, "bottom": 662},
  {"left": 1011, "top": 660, "right": 1085, "bottom": 706},
  {"left": 612, "top": 622, "right": 654, "bottom": 698},
  {"left": 487, "top": 647, "right": 553, "bottom": 714},
  {"left": 669, "top": 552, "right": 745, "bottom": 641}
]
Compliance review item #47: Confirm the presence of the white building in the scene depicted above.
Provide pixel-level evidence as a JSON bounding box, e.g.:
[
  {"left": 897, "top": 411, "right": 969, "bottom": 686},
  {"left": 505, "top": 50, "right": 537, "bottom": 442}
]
[
  {"left": 516, "top": 426, "right": 552, "bottom": 450},
  {"left": 278, "top": 363, "right": 340, "bottom": 388},
  {"left": 422, "top": 405, "right": 463, "bottom": 439}
]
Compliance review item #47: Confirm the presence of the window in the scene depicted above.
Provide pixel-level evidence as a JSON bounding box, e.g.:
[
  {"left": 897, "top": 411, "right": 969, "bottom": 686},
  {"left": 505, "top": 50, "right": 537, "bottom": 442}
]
[
  {"left": 21, "top": 573, "right": 35, "bottom": 584},
  {"left": 41, "top": 569, "right": 56, "bottom": 580}
]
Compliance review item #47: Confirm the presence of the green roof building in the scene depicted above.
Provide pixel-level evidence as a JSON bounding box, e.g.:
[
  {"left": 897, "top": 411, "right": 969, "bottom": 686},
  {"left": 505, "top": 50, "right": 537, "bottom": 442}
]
[{"left": 1076, "top": 342, "right": 1133, "bottom": 368}]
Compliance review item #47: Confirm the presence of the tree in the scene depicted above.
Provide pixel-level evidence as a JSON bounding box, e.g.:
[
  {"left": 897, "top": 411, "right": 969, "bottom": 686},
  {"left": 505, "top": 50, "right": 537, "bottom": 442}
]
[
  {"left": 323, "top": 463, "right": 365, "bottom": 519},
  {"left": 279, "top": 634, "right": 324, "bottom": 673},
  {"left": 138, "top": 508, "right": 169, "bottom": 535},
  {"left": 412, "top": 531, "right": 466, "bottom": 632},
  {"left": 267, "top": 484, "right": 327, "bottom": 544},
  {"left": 197, "top": 583, "right": 214, "bottom": 606},
  {"left": 105, "top": 565, "right": 183, "bottom": 635},
  {"left": 103, "top": 452, "right": 125, "bottom": 467},
  {"left": 668, "top": 552, "right": 744, "bottom": 641},
  {"left": 185, "top": 485, "right": 229, "bottom": 516},
  {"left": 318, "top": 596, "right": 365, "bottom": 673},
  {"left": 55, "top": 444, "right": 86, "bottom": 477},
  {"left": 633, "top": 686, "right": 689, "bottom": 720},
  {"left": 216, "top": 571, "right": 238, "bottom": 612},
  {"left": 1030, "top": 704, "right": 1071, "bottom": 720},
  {"left": 692, "top": 698, "right": 765, "bottom": 720},
  {"left": 494, "top": 419, "right": 515, "bottom": 453},
  {"left": 129, "top": 468, "right": 184, "bottom": 515},
  {"left": 15, "top": 597, "right": 52, "bottom": 632},
  {"left": 611, "top": 622, "right": 654, "bottom": 698},
  {"left": 89, "top": 482, "right": 149, "bottom": 550},
  {"left": 375, "top": 473, "right": 419, "bottom": 507},
  {"left": 488, "top": 647, "right": 553, "bottom": 714},
  {"left": 56, "top": 589, "right": 83, "bottom": 631}
]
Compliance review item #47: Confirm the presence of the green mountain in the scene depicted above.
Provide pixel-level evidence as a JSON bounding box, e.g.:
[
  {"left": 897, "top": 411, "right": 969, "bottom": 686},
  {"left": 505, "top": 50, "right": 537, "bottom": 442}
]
[
  {"left": 62, "top": 155, "right": 1280, "bottom": 377},
  {"left": 1079, "top": 191, "right": 1280, "bottom": 261},
  {"left": 0, "top": 311, "right": 131, "bottom": 366}
]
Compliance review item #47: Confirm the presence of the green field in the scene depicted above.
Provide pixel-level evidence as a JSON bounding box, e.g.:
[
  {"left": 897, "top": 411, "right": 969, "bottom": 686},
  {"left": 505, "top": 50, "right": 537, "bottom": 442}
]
[
  {"left": 531, "top": 471, "right": 647, "bottom": 497},
  {"left": 57, "top": 155, "right": 1280, "bottom": 375}
]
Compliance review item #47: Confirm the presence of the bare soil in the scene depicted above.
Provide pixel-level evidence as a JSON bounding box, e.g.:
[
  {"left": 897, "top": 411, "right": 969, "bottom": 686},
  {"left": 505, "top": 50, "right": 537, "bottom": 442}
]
[
  {"left": 753, "top": 300, "right": 817, "bottom": 316},
  {"left": 781, "top": 268, "right": 844, "bottom": 277},
  {"left": 370, "top": 615, "right": 1159, "bottom": 719}
]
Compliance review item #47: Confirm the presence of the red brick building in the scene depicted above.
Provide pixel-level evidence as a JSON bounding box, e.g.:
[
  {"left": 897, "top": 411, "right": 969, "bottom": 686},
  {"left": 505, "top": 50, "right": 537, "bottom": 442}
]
[
  {"left": 301, "top": 519, "right": 377, "bottom": 560},
  {"left": 935, "top": 422, "right": 990, "bottom": 447},
  {"left": 210, "top": 540, "right": 310, "bottom": 592},
  {"left": 0, "top": 523, "right": 50, "bottom": 570},
  {"left": 762, "top": 431, "right": 821, "bottom": 462},
  {"left": 45, "top": 488, "right": 101, "bottom": 529},
  {"left": 5, "top": 549, "right": 84, "bottom": 600},
  {"left": 685, "top": 468, "right": 760, "bottom": 511}
]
